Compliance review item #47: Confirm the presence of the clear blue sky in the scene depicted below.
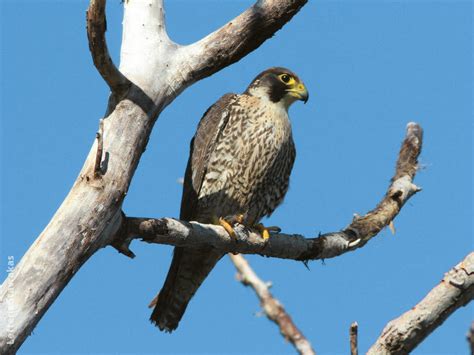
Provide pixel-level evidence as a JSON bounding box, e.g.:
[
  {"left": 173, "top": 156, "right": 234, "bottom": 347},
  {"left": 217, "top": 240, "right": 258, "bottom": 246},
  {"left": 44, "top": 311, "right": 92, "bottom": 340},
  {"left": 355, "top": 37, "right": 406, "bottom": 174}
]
[{"left": 1, "top": 0, "right": 472, "bottom": 354}]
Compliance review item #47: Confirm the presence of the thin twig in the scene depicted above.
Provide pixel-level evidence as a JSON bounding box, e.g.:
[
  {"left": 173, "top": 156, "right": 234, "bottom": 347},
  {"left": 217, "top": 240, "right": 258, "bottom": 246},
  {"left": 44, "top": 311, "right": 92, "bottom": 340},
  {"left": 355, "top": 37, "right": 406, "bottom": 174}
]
[
  {"left": 118, "top": 123, "right": 423, "bottom": 261},
  {"left": 368, "top": 252, "right": 474, "bottom": 354},
  {"left": 229, "top": 254, "right": 315, "bottom": 355},
  {"left": 94, "top": 119, "right": 104, "bottom": 178},
  {"left": 86, "top": 0, "right": 129, "bottom": 95},
  {"left": 350, "top": 322, "right": 358, "bottom": 355}
]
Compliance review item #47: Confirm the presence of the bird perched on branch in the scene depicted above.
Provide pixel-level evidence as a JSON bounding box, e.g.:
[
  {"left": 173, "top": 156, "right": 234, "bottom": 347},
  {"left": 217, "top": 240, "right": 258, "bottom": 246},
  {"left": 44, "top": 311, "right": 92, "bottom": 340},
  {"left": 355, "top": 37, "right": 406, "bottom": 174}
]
[{"left": 150, "top": 67, "right": 309, "bottom": 332}]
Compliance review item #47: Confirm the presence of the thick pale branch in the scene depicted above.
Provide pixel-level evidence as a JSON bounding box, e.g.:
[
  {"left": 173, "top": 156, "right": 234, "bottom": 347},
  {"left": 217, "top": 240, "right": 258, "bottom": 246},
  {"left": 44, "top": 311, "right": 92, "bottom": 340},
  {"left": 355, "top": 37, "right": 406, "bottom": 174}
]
[
  {"left": 117, "top": 122, "right": 423, "bottom": 261},
  {"left": 86, "top": 0, "right": 129, "bottom": 95},
  {"left": 367, "top": 252, "right": 474, "bottom": 354},
  {"left": 182, "top": 0, "right": 308, "bottom": 84},
  {"left": 229, "top": 254, "right": 315, "bottom": 355},
  {"left": 119, "top": 0, "right": 175, "bottom": 92}
]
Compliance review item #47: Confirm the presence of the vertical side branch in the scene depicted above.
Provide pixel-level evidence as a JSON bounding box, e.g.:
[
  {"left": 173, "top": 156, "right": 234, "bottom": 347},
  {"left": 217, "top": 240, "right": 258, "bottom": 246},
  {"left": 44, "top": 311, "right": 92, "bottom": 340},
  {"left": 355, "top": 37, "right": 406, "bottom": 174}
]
[
  {"left": 94, "top": 119, "right": 104, "bottom": 177},
  {"left": 350, "top": 322, "right": 358, "bottom": 355},
  {"left": 86, "top": 0, "right": 129, "bottom": 95},
  {"left": 229, "top": 254, "right": 315, "bottom": 355}
]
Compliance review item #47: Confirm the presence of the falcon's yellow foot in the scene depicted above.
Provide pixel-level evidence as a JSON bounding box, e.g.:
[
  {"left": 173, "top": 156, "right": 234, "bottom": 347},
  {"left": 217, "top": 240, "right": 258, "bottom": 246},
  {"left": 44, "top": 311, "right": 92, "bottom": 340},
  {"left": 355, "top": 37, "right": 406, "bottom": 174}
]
[
  {"left": 254, "top": 224, "right": 281, "bottom": 241},
  {"left": 218, "top": 217, "right": 237, "bottom": 240}
]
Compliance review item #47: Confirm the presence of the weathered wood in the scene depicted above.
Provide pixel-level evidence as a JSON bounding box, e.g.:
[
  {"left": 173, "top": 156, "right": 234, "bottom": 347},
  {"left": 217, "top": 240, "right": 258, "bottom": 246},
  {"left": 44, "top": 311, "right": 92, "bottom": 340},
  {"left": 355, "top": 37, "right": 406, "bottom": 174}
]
[
  {"left": 119, "top": 123, "right": 423, "bottom": 261},
  {"left": 86, "top": 0, "right": 129, "bottom": 95},
  {"left": 349, "top": 322, "right": 358, "bottom": 355},
  {"left": 230, "top": 254, "right": 316, "bottom": 355},
  {"left": 367, "top": 252, "right": 474, "bottom": 354},
  {"left": 0, "top": 0, "right": 307, "bottom": 353}
]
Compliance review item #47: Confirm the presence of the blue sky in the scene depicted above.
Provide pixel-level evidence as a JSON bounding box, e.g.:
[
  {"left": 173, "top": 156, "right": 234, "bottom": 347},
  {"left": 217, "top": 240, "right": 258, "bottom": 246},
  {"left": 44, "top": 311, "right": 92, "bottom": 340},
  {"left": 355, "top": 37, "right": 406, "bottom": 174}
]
[{"left": 1, "top": 0, "right": 472, "bottom": 354}]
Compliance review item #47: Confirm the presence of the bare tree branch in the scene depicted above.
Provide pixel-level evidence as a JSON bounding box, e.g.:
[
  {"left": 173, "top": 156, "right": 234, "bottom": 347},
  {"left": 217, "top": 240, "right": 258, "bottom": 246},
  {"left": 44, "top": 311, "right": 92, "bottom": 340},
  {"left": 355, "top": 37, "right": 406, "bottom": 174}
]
[
  {"left": 0, "top": 1, "right": 308, "bottom": 353},
  {"left": 86, "top": 0, "right": 129, "bottom": 95},
  {"left": 367, "top": 252, "right": 474, "bottom": 355},
  {"left": 117, "top": 122, "right": 422, "bottom": 261},
  {"left": 183, "top": 0, "right": 308, "bottom": 85},
  {"left": 229, "top": 254, "right": 315, "bottom": 355},
  {"left": 350, "top": 322, "right": 358, "bottom": 355}
]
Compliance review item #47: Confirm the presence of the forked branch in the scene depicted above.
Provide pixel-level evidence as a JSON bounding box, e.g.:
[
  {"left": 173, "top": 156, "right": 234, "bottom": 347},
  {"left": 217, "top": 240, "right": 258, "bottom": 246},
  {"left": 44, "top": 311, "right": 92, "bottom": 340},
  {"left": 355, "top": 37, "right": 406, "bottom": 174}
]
[
  {"left": 117, "top": 122, "right": 423, "bottom": 261},
  {"left": 368, "top": 252, "right": 474, "bottom": 354},
  {"left": 184, "top": 0, "right": 308, "bottom": 84},
  {"left": 229, "top": 254, "right": 315, "bottom": 355}
]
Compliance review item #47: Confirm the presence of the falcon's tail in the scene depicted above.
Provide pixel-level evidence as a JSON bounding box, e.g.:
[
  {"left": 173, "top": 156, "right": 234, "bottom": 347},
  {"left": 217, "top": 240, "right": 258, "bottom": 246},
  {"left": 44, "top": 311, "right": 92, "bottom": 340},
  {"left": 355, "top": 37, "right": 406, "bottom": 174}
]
[{"left": 150, "top": 246, "right": 223, "bottom": 332}]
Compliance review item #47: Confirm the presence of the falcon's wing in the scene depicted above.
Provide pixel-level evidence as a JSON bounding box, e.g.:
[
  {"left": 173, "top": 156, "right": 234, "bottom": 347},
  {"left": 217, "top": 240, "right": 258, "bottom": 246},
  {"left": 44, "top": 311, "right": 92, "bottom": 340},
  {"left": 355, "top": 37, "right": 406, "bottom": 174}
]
[{"left": 179, "top": 93, "right": 238, "bottom": 221}]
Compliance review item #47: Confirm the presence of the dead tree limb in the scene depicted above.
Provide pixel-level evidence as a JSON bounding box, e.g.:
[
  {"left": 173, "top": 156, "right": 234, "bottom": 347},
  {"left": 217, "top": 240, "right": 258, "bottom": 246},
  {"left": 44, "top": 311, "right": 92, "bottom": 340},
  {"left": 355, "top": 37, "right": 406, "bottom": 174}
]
[
  {"left": 350, "top": 322, "right": 358, "bottom": 355},
  {"left": 86, "top": 0, "right": 129, "bottom": 95},
  {"left": 183, "top": 0, "right": 309, "bottom": 84},
  {"left": 116, "top": 122, "right": 422, "bottom": 260},
  {"left": 0, "top": 1, "right": 307, "bottom": 353},
  {"left": 229, "top": 254, "right": 315, "bottom": 355},
  {"left": 367, "top": 252, "right": 474, "bottom": 355}
]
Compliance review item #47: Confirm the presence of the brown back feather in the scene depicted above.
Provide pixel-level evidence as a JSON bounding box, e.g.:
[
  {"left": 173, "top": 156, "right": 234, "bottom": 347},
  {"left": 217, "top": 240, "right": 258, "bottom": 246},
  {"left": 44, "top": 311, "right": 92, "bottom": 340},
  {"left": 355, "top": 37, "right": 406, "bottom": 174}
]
[{"left": 151, "top": 93, "right": 238, "bottom": 331}]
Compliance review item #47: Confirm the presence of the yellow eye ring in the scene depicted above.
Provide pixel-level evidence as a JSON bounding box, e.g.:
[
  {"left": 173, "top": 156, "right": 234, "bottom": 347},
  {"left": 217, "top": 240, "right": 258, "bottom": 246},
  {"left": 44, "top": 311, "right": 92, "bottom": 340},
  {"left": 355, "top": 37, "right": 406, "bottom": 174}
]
[{"left": 279, "top": 74, "right": 291, "bottom": 83}]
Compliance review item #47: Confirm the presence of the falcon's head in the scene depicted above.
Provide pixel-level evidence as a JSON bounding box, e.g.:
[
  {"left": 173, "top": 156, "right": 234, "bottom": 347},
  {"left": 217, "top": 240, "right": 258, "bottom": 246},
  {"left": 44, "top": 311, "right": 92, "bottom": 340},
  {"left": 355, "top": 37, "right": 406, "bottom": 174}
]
[{"left": 245, "top": 67, "right": 309, "bottom": 110}]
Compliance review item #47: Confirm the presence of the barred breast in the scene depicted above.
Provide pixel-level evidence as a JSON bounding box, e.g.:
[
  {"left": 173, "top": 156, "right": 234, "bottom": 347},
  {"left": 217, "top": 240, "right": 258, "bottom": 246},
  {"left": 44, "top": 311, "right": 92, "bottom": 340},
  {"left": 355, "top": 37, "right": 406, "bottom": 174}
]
[{"left": 197, "top": 94, "right": 296, "bottom": 225}]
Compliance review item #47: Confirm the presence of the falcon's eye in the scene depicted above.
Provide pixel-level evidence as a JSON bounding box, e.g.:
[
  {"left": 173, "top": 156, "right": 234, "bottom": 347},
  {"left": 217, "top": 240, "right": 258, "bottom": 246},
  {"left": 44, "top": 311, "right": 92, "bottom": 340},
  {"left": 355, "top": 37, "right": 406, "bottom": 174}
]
[{"left": 279, "top": 74, "right": 291, "bottom": 83}]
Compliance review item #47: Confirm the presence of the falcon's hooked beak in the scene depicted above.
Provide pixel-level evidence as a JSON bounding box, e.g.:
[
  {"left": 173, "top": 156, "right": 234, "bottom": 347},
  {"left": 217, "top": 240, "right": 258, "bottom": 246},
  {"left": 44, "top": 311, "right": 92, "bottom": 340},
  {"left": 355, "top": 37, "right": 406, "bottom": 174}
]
[{"left": 286, "top": 82, "right": 309, "bottom": 104}]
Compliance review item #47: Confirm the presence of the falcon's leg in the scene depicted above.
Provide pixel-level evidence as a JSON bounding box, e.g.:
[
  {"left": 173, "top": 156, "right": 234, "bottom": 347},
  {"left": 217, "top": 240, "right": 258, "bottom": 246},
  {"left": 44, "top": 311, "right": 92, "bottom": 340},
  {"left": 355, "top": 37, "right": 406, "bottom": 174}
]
[
  {"left": 254, "top": 223, "right": 281, "bottom": 241},
  {"left": 215, "top": 214, "right": 245, "bottom": 240}
]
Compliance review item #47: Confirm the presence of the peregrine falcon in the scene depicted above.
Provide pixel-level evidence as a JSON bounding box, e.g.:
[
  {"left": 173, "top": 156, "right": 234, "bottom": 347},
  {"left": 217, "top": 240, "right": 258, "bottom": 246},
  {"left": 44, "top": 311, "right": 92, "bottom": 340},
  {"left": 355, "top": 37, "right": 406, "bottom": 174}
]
[{"left": 150, "top": 67, "right": 308, "bottom": 331}]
